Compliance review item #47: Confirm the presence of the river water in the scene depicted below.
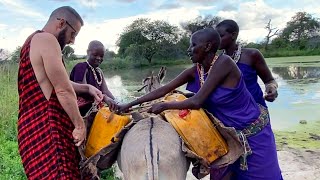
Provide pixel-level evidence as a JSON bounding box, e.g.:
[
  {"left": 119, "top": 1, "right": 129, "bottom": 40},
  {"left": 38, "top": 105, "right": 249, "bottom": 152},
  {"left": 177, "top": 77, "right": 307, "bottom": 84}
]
[{"left": 103, "top": 56, "right": 320, "bottom": 130}]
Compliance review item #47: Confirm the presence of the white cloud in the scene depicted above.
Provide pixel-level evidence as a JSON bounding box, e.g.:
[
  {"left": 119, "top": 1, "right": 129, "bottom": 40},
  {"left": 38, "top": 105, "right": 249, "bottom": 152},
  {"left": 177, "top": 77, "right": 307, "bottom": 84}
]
[
  {"left": 0, "top": 0, "right": 45, "bottom": 20},
  {"left": 1, "top": 0, "right": 320, "bottom": 55},
  {"left": 0, "top": 24, "right": 7, "bottom": 31},
  {"left": 217, "top": 0, "right": 296, "bottom": 43},
  {"left": 80, "top": 0, "right": 99, "bottom": 8},
  {"left": 0, "top": 27, "right": 36, "bottom": 52},
  {"left": 73, "top": 6, "right": 203, "bottom": 54}
]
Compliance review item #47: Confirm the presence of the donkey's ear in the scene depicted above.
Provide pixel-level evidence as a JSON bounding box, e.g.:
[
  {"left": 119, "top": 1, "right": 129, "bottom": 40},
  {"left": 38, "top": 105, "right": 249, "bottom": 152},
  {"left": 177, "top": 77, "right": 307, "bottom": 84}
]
[
  {"left": 158, "top": 67, "right": 167, "bottom": 82},
  {"left": 142, "top": 77, "right": 150, "bottom": 84}
]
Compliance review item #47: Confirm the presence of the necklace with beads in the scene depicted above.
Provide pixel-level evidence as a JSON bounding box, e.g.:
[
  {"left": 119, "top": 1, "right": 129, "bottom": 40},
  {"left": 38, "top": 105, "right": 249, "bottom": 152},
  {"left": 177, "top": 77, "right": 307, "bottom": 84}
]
[
  {"left": 197, "top": 54, "right": 219, "bottom": 87},
  {"left": 86, "top": 61, "right": 103, "bottom": 86},
  {"left": 222, "top": 45, "right": 242, "bottom": 63}
]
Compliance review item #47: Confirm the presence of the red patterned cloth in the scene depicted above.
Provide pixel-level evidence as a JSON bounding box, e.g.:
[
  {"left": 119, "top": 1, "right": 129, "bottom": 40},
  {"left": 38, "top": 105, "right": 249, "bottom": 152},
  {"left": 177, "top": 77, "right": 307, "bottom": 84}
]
[{"left": 18, "top": 31, "right": 81, "bottom": 179}]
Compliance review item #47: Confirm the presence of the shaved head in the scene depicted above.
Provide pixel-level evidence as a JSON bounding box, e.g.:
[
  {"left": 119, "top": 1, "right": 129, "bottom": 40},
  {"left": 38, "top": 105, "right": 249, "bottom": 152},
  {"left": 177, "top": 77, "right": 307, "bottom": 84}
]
[
  {"left": 49, "top": 6, "right": 83, "bottom": 26},
  {"left": 88, "top": 40, "right": 105, "bottom": 51},
  {"left": 87, "top": 40, "right": 105, "bottom": 68},
  {"left": 192, "top": 28, "right": 221, "bottom": 53}
]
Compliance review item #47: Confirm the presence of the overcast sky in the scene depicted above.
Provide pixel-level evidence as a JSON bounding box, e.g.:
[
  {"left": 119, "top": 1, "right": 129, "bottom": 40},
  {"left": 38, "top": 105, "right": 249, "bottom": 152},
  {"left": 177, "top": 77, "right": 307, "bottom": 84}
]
[{"left": 0, "top": 0, "right": 319, "bottom": 55}]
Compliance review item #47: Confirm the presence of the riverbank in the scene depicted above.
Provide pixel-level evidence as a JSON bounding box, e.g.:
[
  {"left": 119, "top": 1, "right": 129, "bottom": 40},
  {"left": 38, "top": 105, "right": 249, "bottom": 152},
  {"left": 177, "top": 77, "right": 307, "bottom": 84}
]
[
  {"left": 1, "top": 60, "right": 320, "bottom": 179},
  {"left": 114, "top": 121, "right": 320, "bottom": 180}
]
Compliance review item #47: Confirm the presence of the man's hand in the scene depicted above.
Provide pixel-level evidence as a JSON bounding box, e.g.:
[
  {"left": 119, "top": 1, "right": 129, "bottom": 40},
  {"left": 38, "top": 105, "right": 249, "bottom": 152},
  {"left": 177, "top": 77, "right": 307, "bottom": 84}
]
[
  {"left": 73, "top": 119, "right": 86, "bottom": 146},
  {"left": 88, "top": 85, "right": 103, "bottom": 102}
]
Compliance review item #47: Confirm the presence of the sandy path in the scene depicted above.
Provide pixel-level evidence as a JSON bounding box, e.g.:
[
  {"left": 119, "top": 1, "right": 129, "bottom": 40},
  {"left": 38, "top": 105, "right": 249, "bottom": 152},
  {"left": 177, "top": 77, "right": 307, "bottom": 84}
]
[{"left": 115, "top": 148, "right": 320, "bottom": 180}]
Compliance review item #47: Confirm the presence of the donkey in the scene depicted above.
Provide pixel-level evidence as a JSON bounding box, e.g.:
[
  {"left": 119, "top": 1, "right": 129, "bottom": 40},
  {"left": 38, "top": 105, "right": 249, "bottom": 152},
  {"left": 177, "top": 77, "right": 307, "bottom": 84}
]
[
  {"left": 137, "top": 67, "right": 167, "bottom": 93},
  {"left": 117, "top": 67, "right": 191, "bottom": 180}
]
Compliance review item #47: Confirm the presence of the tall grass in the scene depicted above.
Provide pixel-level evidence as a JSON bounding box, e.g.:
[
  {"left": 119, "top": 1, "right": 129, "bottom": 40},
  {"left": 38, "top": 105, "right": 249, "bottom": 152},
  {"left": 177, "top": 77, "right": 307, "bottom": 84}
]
[
  {"left": 262, "top": 49, "right": 320, "bottom": 58},
  {"left": 0, "top": 62, "right": 25, "bottom": 179}
]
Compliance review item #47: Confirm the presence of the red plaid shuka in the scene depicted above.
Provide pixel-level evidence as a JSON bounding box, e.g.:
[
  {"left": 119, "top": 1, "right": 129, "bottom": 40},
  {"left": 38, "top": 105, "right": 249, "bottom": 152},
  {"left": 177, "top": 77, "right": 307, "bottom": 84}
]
[{"left": 18, "top": 31, "right": 81, "bottom": 179}]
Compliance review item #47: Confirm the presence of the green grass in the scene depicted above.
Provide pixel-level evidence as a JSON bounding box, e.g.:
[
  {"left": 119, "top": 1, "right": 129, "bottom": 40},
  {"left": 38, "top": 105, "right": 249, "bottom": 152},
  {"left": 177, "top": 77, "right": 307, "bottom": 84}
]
[
  {"left": 265, "top": 55, "right": 320, "bottom": 67},
  {"left": 262, "top": 49, "right": 320, "bottom": 58},
  {"left": 0, "top": 62, "right": 25, "bottom": 179},
  {"left": 274, "top": 121, "right": 320, "bottom": 150}
]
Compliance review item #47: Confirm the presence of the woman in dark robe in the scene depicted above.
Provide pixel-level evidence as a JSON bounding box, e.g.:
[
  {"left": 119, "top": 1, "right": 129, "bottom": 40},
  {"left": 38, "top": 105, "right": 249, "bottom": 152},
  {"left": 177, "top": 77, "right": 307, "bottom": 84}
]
[
  {"left": 70, "top": 40, "right": 116, "bottom": 116},
  {"left": 117, "top": 28, "right": 282, "bottom": 180}
]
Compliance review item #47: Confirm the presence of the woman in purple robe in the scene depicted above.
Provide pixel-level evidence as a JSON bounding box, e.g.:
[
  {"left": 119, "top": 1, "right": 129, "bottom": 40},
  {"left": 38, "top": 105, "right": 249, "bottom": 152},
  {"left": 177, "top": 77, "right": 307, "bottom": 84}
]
[
  {"left": 70, "top": 40, "right": 116, "bottom": 116},
  {"left": 117, "top": 28, "right": 282, "bottom": 179}
]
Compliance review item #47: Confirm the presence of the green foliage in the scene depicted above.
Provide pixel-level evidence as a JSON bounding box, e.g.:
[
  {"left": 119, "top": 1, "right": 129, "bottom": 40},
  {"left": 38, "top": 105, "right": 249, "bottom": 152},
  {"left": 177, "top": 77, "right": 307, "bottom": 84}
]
[
  {"left": 104, "top": 49, "right": 116, "bottom": 60},
  {"left": 0, "top": 63, "right": 26, "bottom": 179},
  {"left": 10, "top": 46, "right": 22, "bottom": 63},
  {"left": 262, "top": 48, "right": 320, "bottom": 58},
  {"left": 117, "top": 18, "right": 181, "bottom": 63},
  {"left": 100, "top": 167, "right": 120, "bottom": 180},
  {"left": 0, "top": 136, "right": 26, "bottom": 180},
  {"left": 62, "top": 45, "right": 76, "bottom": 61},
  {"left": 279, "top": 12, "right": 320, "bottom": 49},
  {"left": 0, "top": 48, "right": 10, "bottom": 61},
  {"left": 180, "top": 15, "right": 221, "bottom": 34}
]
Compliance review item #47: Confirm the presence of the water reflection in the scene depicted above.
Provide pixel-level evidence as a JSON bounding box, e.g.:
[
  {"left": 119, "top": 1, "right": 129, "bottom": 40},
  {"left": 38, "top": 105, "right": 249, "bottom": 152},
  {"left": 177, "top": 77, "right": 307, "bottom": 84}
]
[
  {"left": 101, "top": 58, "right": 320, "bottom": 130},
  {"left": 272, "top": 66, "right": 320, "bottom": 81},
  {"left": 104, "top": 65, "right": 191, "bottom": 102}
]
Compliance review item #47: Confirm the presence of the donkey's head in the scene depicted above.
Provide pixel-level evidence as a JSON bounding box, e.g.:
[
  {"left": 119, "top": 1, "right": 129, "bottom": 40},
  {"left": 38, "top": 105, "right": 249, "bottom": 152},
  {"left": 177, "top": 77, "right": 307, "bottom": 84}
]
[{"left": 137, "top": 67, "right": 167, "bottom": 93}]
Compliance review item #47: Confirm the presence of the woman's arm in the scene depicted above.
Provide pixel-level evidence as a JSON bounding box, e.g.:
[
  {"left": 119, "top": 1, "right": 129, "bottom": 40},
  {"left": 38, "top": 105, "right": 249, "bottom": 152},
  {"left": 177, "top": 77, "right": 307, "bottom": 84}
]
[
  {"left": 149, "top": 55, "right": 238, "bottom": 114},
  {"left": 118, "top": 67, "right": 195, "bottom": 112},
  {"left": 251, "top": 49, "right": 278, "bottom": 102}
]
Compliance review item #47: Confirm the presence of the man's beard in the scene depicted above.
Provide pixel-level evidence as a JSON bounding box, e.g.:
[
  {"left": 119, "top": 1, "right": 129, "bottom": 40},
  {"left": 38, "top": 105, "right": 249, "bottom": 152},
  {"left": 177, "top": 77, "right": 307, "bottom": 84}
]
[{"left": 57, "top": 28, "right": 67, "bottom": 50}]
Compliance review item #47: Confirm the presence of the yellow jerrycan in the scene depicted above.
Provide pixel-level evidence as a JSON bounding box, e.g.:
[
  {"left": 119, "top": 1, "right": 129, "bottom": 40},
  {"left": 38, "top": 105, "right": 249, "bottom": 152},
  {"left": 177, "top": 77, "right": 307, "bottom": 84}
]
[
  {"left": 163, "top": 93, "right": 228, "bottom": 163},
  {"left": 85, "top": 107, "right": 131, "bottom": 157}
]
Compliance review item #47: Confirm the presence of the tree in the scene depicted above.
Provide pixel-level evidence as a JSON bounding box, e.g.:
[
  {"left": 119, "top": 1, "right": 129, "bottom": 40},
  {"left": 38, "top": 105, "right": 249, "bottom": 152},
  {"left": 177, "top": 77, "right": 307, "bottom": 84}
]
[
  {"left": 104, "top": 49, "right": 116, "bottom": 60},
  {"left": 117, "top": 28, "right": 148, "bottom": 57},
  {"left": 10, "top": 46, "right": 21, "bottom": 63},
  {"left": 264, "top": 19, "right": 279, "bottom": 50},
  {"left": 281, "top": 12, "right": 320, "bottom": 49},
  {"left": 0, "top": 48, "right": 10, "bottom": 61},
  {"left": 117, "top": 18, "right": 179, "bottom": 63},
  {"left": 62, "top": 45, "right": 75, "bottom": 60},
  {"left": 181, "top": 15, "right": 222, "bottom": 34}
]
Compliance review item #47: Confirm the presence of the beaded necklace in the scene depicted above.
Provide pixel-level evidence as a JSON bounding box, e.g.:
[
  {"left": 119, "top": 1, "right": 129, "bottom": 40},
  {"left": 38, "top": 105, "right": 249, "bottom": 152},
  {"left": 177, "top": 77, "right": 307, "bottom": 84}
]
[
  {"left": 222, "top": 45, "right": 242, "bottom": 63},
  {"left": 86, "top": 61, "right": 103, "bottom": 86},
  {"left": 197, "top": 54, "right": 219, "bottom": 87}
]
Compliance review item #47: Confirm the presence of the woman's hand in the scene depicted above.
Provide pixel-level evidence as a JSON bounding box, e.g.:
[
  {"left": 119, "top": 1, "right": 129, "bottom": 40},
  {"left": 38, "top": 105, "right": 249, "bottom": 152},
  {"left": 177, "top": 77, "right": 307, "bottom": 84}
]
[
  {"left": 264, "top": 82, "right": 278, "bottom": 102},
  {"left": 117, "top": 103, "right": 132, "bottom": 113},
  {"left": 104, "top": 96, "right": 119, "bottom": 112},
  {"left": 148, "top": 102, "right": 168, "bottom": 114}
]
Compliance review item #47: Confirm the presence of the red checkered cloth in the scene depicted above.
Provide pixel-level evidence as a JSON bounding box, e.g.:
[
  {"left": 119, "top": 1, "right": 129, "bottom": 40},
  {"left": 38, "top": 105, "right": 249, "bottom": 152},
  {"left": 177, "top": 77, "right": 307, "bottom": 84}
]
[{"left": 17, "top": 30, "right": 81, "bottom": 179}]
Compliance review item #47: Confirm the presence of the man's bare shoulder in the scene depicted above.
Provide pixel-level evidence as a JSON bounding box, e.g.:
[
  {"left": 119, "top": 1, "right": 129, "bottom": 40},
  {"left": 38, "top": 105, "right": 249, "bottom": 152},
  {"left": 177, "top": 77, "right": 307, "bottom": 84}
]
[{"left": 31, "top": 32, "right": 59, "bottom": 48}]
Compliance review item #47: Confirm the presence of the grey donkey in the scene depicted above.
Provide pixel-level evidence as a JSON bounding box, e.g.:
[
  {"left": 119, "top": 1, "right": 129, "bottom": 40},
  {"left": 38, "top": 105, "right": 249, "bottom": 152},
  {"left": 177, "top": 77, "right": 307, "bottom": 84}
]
[{"left": 117, "top": 67, "right": 191, "bottom": 180}]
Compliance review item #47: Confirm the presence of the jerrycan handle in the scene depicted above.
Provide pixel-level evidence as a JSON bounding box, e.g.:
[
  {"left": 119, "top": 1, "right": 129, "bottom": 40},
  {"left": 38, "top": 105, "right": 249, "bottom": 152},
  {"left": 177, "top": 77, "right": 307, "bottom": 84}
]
[{"left": 179, "top": 109, "right": 190, "bottom": 119}]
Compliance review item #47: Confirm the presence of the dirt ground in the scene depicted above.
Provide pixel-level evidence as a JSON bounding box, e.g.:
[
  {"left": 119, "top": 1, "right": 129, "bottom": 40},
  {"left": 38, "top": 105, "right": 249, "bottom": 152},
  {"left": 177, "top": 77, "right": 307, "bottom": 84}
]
[
  {"left": 185, "top": 148, "right": 320, "bottom": 180},
  {"left": 115, "top": 148, "right": 320, "bottom": 180}
]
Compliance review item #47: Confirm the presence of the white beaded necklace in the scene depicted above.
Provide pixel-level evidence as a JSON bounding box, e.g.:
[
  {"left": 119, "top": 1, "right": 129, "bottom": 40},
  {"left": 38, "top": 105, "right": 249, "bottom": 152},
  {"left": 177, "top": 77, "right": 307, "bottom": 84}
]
[
  {"left": 197, "top": 54, "right": 219, "bottom": 87},
  {"left": 86, "top": 61, "right": 103, "bottom": 86},
  {"left": 222, "top": 45, "right": 242, "bottom": 63}
]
